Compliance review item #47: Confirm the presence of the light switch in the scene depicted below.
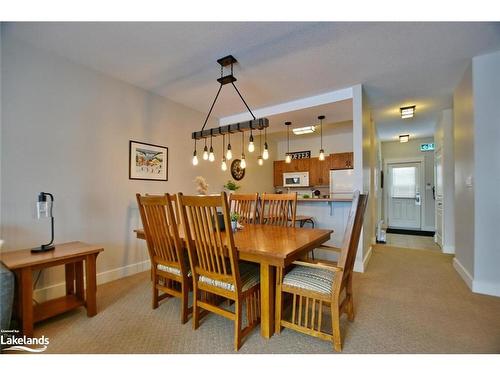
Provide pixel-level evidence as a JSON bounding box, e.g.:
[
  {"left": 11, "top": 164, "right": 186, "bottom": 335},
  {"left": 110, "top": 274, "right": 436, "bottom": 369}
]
[{"left": 465, "top": 175, "right": 473, "bottom": 188}]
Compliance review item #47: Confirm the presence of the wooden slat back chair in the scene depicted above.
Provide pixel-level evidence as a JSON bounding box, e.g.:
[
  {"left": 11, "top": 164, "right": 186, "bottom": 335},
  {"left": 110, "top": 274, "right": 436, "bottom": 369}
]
[
  {"left": 136, "top": 193, "right": 192, "bottom": 324},
  {"left": 178, "top": 192, "right": 261, "bottom": 351},
  {"left": 275, "top": 191, "right": 368, "bottom": 351},
  {"left": 260, "top": 192, "right": 297, "bottom": 227},
  {"left": 145, "top": 193, "right": 181, "bottom": 225},
  {"left": 229, "top": 193, "right": 259, "bottom": 224}
]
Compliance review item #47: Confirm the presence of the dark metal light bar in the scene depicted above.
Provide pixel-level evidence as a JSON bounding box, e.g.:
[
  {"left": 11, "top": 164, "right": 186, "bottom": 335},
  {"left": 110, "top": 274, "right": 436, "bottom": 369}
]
[{"left": 192, "top": 118, "right": 269, "bottom": 140}]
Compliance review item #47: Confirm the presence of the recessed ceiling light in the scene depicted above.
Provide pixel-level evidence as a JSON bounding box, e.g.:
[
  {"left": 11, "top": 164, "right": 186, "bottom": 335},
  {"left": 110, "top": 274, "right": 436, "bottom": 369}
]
[
  {"left": 400, "top": 105, "right": 416, "bottom": 119},
  {"left": 292, "top": 126, "right": 316, "bottom": 135},
  {"left": 399, "top": 134, "right": 410, "bottom": 143}
]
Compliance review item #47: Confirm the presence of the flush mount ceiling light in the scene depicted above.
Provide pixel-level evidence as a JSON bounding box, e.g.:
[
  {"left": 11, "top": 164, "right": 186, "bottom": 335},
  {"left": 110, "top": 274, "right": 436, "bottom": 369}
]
[
  {"left": 292, "top": 126, "right": 316, "bottom": 135},
  {"left": 400, "top": 105, "right": 416, "bottom": 119},
  {"left": 192, "top": 55, "right": 269, "bottom": 167},
  {"left": 399, "top": 134, "right": 410, "bottom": 143}
]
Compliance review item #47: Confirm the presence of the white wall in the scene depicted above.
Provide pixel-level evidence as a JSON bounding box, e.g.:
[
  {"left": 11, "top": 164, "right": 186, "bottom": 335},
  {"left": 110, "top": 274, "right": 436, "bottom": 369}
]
[
  {"left": 0, "top": 36, "right": 274, "bottom": 298},
  {"left": 275, "top": 121, "right": 353, "bottom": 158},
  {"left": 453, "top": 64, "right": 475, "bottom": 282},
  {"left": 452, "top": 51, "right": 500, "bottom": 297},
  {"left": 381, "top": 137, "right": 436, "bottom": 231},
  {"left": 434, "top": 109, "right": 455, "bottom": 253},
  {"left": 471, "top": 50, "right": 500, "bottom": 296},
  {"left": 351, "top": 84, "right": 372, "bottom": 272},
  {"left": 0, "top": 25, "right": 3, "bottom": 232}
]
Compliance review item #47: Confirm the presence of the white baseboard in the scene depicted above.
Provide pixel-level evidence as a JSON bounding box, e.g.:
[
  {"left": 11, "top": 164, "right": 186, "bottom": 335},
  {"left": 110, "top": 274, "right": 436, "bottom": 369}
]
[
  {"left": 34, "top": 259, "right": 151, "bottom": 302},
  {"left": 453, "top": 257, "right": 473, "bottom": 290},
  {"left": 442, "top": 244, "right": 455, "bottom": 254},
  {"left": 354, "top": 245, "right": 373, "bottom": 273},
  {"left": 472, "top": 280, "right": 500, "bottom": 297}
]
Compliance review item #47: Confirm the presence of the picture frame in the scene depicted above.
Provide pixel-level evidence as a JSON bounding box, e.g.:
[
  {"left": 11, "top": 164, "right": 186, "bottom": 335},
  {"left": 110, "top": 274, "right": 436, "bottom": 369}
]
[{"left": 129, "top": 140, "right": 168, "bottom": 181}]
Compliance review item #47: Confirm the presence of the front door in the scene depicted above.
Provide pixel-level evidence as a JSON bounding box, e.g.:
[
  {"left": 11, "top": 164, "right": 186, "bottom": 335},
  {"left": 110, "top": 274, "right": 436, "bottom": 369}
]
[{"left": 387, "top": 162, "right": 422, "bottom": 229}]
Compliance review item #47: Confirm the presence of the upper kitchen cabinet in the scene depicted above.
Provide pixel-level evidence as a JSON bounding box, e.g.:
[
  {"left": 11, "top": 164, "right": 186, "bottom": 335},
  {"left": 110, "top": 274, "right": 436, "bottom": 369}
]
[
  {"left": 273, "top": 160, "right": 285, "bottom": 187},
  {"left": 330, "top": 152, "right": 353, "bottom": 170},
  {"left": 283, "top": 158, "right": 310, "bottom": 172},
  {"left": 309, "top": 156, "right": 331, "bottom": 186}
]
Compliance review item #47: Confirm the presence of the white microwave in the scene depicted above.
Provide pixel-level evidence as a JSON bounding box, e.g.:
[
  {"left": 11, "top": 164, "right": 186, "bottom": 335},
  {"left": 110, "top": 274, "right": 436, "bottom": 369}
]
[{"left": 283, "top": 172, "right": 309, "bottom": 187}]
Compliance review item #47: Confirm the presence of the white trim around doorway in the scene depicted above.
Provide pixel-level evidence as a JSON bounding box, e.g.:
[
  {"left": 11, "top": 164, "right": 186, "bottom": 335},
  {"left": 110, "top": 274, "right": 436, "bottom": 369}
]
[{"left": 383, "top": 156, "right": 427, "bottom": 231}]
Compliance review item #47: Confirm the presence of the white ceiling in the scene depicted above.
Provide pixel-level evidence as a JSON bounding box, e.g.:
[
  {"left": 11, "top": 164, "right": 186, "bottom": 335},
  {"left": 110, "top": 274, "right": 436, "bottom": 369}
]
[
  {"left": 266, "top": 99, "right": 352, "bottom": 134},
  {"left": 4, "top": 22, "right": 500, "bottom": 140}
]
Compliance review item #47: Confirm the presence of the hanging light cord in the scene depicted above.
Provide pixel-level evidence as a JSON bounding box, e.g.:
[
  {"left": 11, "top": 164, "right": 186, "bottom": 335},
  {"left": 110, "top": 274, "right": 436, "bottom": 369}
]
[
  {"left": 242, "top": 131, "right": 245, "bottom": 155},
  {"left": 259, "top": 129, "right": 262, "bottom": 153},
  {"left": 287, "top": 124, "right": 290, "bottom": 152},
  {"left": 320, "top": 118, "right": 323, "bottom": 149}
]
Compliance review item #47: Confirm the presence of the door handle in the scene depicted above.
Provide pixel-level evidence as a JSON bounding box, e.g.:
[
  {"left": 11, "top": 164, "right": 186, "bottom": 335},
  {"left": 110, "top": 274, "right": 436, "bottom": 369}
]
[{"left": 415, "top": 192, "right": 421, "bottom": 206}]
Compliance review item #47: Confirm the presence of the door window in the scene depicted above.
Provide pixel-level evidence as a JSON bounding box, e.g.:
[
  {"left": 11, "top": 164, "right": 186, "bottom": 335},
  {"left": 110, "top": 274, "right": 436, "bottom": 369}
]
[{"left": 391, "top": 166, "right": 416, "bottom": 198}]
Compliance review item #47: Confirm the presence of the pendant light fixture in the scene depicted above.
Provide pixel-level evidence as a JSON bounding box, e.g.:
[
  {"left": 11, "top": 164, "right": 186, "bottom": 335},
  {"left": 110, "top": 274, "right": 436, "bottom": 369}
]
[
  {"left": 192, "top": 139, "right": 199, "bottom": 166},
  {"left": 240, "top": 131, "right": 246, "bottom": 169},
  {"left": 191, "top": 55, "right": 269, "bottom": 168},
  {"left": 318, "top": 115, "right": 325, "bottom": 161},
  {"left": 263, "top": 126, "right": 269, "bottom": 160},
  {"left": 285, "top": 121, "right": 292, "bottom": 163},
  {"left": 208, "top": 132, "right": 215, "bottom": 162},
  {"left": 221, "top": 134, "right": 227, "bottom": 171},
  {"left": 248, "top": 128, "right": 255, "bottom": 152},
  {"left": 258, "top": 129, "right": 263, "bottom": 166},
  {"left": 226, "top": 131, "right": 233, "bottom": 160},
  {"left": 202, "top": 137, "right": 209, "bottom": 160}
]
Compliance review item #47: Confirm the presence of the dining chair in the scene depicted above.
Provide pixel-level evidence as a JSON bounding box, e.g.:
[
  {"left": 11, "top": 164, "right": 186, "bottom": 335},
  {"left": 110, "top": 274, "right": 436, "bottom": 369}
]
[
  {"left": 145, "top": 193, "right": 181, "bottom": 225},
  {"left": 136, "top": 193, "right": 192, "bottom": 324},
  {"left": 275, "top": 191, "right": 367, "bottom": 351},
  {"left": 178, "top": 192, "right": 261, "bottom": 351},
  {"left": 229, "top": 193, "right": 259, "bottom": 224},
  {"left": 259, "top": 192, "right": 297, "bottom": 227}
]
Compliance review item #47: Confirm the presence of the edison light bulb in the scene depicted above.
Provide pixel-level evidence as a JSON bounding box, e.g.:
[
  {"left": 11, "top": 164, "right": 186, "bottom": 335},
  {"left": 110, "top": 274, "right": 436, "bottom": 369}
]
[
  {"left": 221, "top": 158, "right": 227, "bottom": 171},
  {"left": 192, "top": 152, "right": 199, "bottom": 166},
  {"left": 263, "top": 143, "right": 269, "bottom": 160},
  {"left": 319, "top": 149, "right": 325, "bottom": 161},
  {"left": 248, "top": 134, "right": 255, "bottom": 152},
  {"left": 240, "top": 157, "right": 246, "bottom": 169},
  {"left": 258, "top": 156, "right": 263, "bottom": 166},
  {"left": 202, "top": 145, "right": 209, "bottom": 160},
  {"left": 285, "top": 154, "right": 292, "bottom": 163},
  {"left": 226, "top": 145, "right": 232, "bottom": 160},
  {"left": 208, "top": 146, "right": 215, "bottom": 162}
]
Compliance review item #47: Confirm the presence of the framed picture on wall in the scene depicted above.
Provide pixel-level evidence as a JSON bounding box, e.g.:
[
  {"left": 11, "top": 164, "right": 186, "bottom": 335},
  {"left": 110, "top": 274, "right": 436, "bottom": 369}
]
[{"left": 129, "top": 140, "right": 168, "bottom": 181}]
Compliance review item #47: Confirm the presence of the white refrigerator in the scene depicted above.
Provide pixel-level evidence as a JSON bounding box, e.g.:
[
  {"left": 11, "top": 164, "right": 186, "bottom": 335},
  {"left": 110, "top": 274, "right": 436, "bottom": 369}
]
[{"left": 329, "top": 169, "right": 355, "bottom": 199}]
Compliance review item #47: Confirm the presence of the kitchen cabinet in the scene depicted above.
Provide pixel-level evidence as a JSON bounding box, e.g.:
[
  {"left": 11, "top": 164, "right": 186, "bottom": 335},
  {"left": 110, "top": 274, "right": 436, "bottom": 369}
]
[
  {"left": 309, "top": 156, "right": 331, "bottom": 186},
  {"left": 283, "top": 158, "right": 310, "bottom": 172},
  {"left": 273, "top": 152, "right": 353, "bottom": 187},
  {"left": 330, "top": 152, "right": 353, "bottom": 170},
  {"left": 273, "top": 160, "right": 284, "bottom": 187}
]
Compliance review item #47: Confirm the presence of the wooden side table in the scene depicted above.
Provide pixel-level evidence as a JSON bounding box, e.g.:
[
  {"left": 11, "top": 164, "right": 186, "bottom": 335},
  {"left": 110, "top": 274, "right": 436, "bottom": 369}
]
[{"left": 0, "top": 241, "right": 104, "bottom": 337}]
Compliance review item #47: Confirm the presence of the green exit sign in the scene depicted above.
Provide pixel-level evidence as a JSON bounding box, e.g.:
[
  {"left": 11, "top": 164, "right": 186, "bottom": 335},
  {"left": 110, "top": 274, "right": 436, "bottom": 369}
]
[{"left": 420, "top": 143, "right": 435, "bottom": 152}]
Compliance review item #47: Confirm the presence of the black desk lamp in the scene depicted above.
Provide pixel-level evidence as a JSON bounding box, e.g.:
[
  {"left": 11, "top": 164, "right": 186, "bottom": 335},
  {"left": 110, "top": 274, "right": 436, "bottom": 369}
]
[{"left": 31, "top": 192, "right": 55, "bottom": 253}]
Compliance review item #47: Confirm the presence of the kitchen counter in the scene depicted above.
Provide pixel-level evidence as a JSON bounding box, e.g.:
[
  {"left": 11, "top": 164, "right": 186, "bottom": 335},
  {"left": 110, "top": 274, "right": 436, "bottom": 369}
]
[{"left": 298, "top": 197, "right": 352, "bottom": 202}]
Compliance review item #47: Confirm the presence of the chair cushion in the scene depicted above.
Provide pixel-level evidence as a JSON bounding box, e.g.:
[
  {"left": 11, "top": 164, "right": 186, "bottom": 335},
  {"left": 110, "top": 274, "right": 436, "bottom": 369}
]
[
  {"left": 199, "top": 262, "right": 260, "bottom": 292},
  {"left": 157, "top": 261, "right": 192, "bottom": 277},
  {"left": 283, "top": 265, "right": 335, "bottom": 295}
]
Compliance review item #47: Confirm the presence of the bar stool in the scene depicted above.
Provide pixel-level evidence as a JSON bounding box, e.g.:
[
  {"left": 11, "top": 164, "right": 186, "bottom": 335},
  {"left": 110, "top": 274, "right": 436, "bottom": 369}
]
[{"left": 293, "top": 215, "right": 315, "bottom": 228}]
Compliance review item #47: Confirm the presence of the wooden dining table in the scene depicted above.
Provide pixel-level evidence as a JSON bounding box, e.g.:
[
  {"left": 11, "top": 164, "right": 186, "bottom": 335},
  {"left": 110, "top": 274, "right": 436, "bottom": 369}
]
[{"left": 134, "top": 223, "right": 332, "bottom": 338}]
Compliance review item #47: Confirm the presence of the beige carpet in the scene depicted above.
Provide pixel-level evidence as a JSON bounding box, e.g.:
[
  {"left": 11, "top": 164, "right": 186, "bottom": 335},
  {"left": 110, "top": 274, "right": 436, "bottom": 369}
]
[{"left": 34, "top": 246, "right": 500, "bottom": 354}]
